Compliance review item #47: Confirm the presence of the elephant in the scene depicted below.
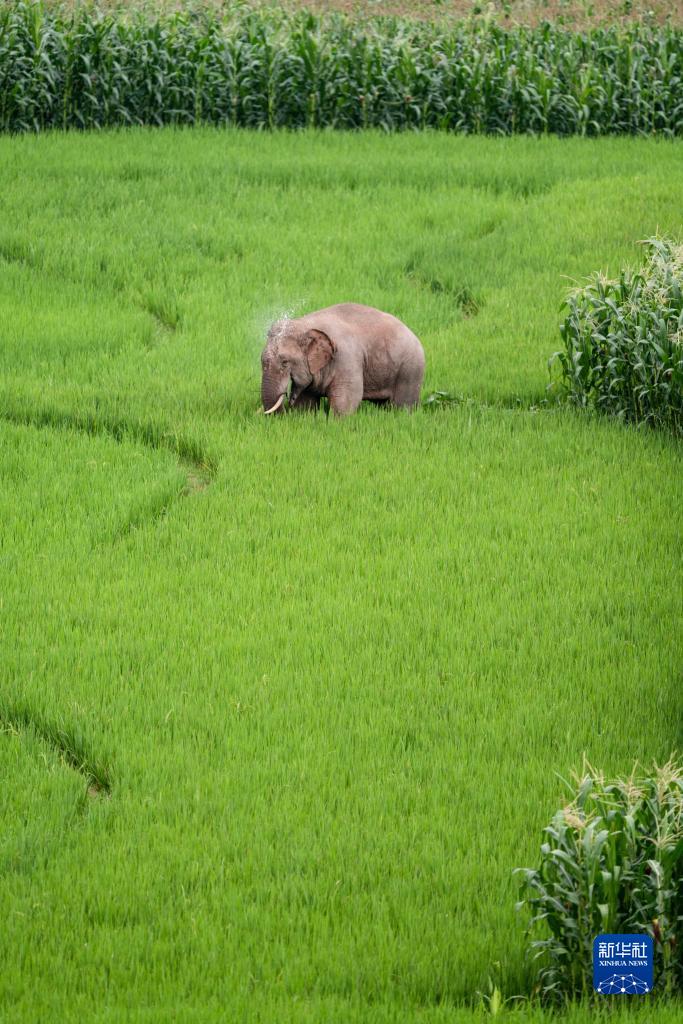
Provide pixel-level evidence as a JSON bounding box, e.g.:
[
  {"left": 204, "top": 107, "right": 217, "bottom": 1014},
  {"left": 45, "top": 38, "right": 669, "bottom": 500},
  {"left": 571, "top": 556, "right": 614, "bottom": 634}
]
[{"left": 260, "top": 303, "right": 425, "bottom": 417}]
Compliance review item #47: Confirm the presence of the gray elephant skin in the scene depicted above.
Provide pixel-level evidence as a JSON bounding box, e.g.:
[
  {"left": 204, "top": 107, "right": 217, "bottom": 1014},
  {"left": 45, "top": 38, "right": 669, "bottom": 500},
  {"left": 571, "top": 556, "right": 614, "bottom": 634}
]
[{"left": 261, "top": 303, "right": 425, "bottom": 417}]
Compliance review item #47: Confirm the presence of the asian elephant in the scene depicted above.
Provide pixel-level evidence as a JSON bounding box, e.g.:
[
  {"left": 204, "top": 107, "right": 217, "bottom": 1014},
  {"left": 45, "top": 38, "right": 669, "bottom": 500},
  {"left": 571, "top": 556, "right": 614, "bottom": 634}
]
[{"left": 260, "top": 303, "right": 425, "bottom": 417}]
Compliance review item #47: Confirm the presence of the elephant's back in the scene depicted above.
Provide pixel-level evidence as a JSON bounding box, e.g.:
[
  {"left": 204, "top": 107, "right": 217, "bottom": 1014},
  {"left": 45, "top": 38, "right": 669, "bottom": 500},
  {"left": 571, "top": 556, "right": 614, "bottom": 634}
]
[{"left": 304, "top": 303, "right": 422, "bottom": 349}]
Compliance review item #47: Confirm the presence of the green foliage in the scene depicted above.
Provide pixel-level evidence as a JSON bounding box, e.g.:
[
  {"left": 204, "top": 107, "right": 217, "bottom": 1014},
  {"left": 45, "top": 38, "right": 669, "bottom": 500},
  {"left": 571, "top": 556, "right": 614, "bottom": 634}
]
[
  {"left": 517, "top": 759, "right": 683, "bottom": 1002},
  {"left": 2, "top": 1, "right": 683, "bottom": 133},
  {"left": 552, "top": 239, "right": 683, "bottom": 433},
  {"left": 0, "top": 129, "right": 682, "bottom": 1020}
]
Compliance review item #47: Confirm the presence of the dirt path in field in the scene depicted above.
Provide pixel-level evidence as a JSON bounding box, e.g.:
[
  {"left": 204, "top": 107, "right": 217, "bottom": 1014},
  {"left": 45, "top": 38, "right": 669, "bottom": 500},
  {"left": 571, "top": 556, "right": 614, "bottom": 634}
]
[{"left": 48, "top": 0, "right": 683, "bottom": 30}]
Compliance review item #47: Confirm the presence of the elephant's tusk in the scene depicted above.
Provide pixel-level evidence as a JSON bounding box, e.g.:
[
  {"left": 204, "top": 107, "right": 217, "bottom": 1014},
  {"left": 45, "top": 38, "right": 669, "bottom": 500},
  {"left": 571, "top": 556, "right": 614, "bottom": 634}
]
[{"left": 263, "top": 394, "right": 285, "bottom": 415}]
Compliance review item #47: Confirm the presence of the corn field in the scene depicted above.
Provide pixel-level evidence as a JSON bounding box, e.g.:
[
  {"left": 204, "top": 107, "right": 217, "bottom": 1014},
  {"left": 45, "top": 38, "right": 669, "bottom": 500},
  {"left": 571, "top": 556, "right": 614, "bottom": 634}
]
[
  {"left": 553, "top": 239, "right": 683, "bottom": 434},
  {"left": 2, "top": 2, "right": 683, "bottom": 134},
  {"left": 517, "top": 759, "right": 683, "bottom": 1000}
]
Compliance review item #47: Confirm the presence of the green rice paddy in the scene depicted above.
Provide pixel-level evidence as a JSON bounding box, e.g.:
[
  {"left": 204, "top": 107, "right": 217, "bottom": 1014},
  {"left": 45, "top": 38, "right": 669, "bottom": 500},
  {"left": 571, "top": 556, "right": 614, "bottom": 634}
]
[{"left": 1, "top": 129, "right": 682, "bottom": 1021}]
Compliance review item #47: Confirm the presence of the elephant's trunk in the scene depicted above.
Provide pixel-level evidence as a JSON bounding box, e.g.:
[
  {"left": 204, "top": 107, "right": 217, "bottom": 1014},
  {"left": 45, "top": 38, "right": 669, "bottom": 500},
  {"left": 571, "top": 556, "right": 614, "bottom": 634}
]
[
  {"left": 264, "top": 394, "right": 285, "bottom": 415},
  {"left": 261, "top": 371, "right": 287, "bottom": 414}
]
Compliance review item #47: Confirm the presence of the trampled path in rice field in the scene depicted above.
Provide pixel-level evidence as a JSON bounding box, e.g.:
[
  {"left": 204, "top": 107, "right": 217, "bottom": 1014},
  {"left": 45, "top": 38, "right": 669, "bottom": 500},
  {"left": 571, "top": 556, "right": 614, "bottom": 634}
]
[{"left": 0, "top": 130, "right": 682, "bottom": 1022}]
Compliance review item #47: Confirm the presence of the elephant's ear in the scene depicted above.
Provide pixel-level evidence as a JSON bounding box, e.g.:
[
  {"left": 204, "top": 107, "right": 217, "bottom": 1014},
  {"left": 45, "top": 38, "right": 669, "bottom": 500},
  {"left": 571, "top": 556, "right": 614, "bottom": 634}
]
[{"left": 306, "top": 329, "right": 335, "bottom": 374}]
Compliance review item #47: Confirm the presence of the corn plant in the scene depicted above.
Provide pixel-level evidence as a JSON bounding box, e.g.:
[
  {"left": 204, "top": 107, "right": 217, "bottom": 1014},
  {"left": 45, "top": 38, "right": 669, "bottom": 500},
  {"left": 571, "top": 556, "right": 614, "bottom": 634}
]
[
  {"left": 551, "top": 239, "right": 683, "bottom": 433},
  {"left": 516, "top": 759, "right": 683, "bottom": 1002},
  {"left": 1, "top": 2, "right": 683, "bottom": 134}
]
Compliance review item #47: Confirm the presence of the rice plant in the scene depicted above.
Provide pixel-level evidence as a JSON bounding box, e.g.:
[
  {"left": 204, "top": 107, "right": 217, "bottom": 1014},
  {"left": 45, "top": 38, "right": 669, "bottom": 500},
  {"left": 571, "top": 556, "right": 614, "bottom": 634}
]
[
  {"left": 552, "top": 239, "right": 683, "bottom": 433},
  {"left": 1, "top": 2, "right": 683, "bottom": 134},
  {"left": 1, "top": 127, "right": 682, "bottom": 1021},
  {"left": 516, "top": 759, "right": 683, "bottom": 1002}
]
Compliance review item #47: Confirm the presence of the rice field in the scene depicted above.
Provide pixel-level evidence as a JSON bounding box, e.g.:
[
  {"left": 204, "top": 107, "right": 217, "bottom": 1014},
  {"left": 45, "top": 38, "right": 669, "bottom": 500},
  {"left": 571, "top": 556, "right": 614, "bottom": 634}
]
[{"left": 0, "top": 128, "right": 682, "bottom": 1022}]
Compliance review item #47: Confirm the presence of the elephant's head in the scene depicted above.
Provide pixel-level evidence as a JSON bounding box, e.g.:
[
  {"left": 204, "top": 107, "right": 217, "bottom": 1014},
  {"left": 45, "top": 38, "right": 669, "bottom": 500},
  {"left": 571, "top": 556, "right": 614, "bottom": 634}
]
[{"left": 260, "top": 320, "right": 335, "bottom": 414}]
